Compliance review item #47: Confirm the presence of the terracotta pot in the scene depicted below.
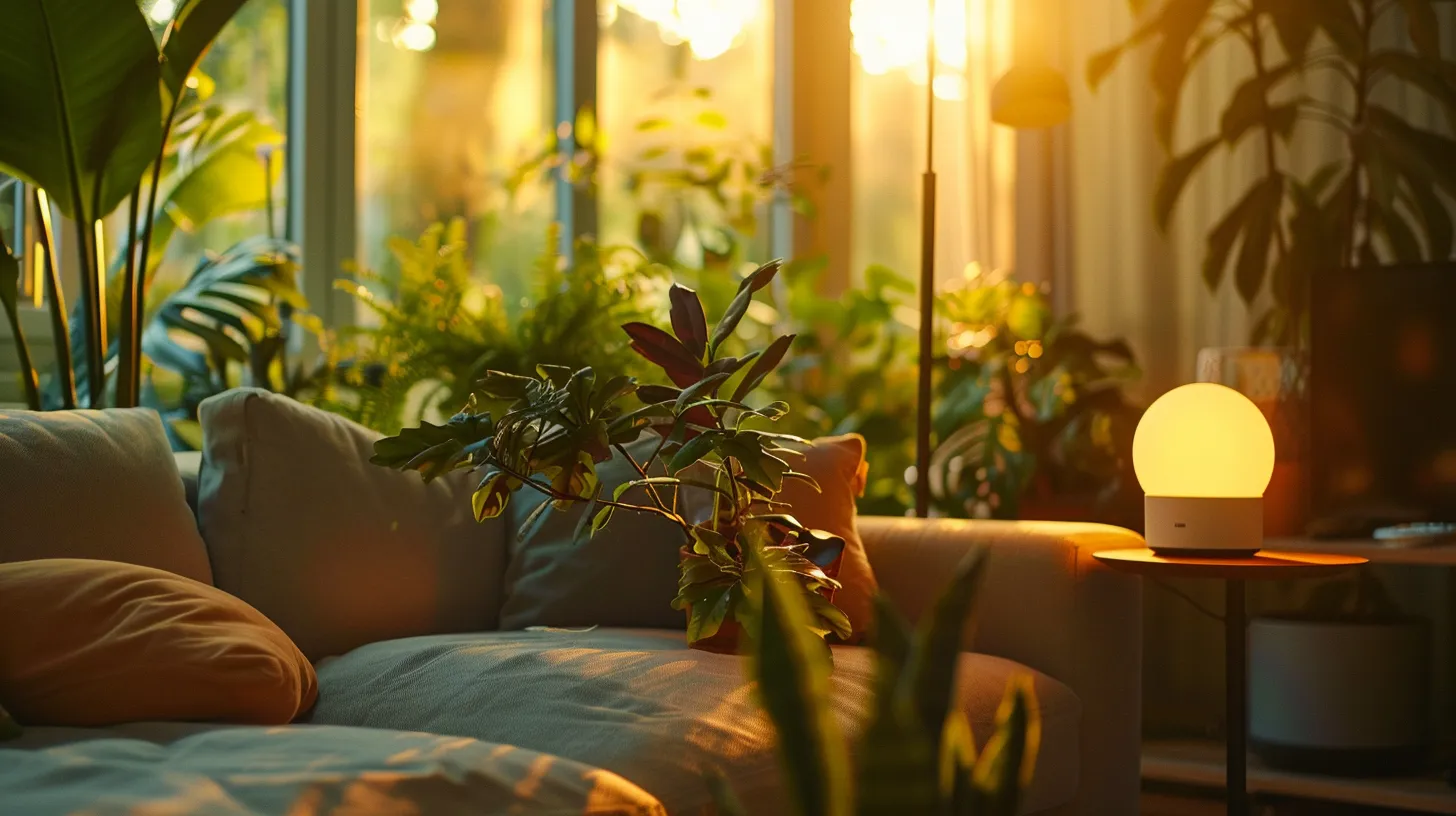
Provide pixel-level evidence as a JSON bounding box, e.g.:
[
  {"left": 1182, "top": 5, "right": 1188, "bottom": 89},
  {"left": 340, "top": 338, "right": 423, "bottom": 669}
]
[
  {"left": 678, "top": 540, "right": 845, "bottom": 654},
  {"left": 685, "top": 616, "right": 743, "bottom": 654}
]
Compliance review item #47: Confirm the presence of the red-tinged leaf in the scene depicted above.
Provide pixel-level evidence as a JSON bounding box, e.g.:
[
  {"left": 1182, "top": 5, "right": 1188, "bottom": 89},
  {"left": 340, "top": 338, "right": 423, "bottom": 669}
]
[
  {"left": 732, "top": 334, "right": 795, "bottom": 403},
  {"left": 684, "top": 404, "right": 719, "bottom": 431},
  {"left": 623, "top": 321, "right": 705, "bottom": 387},
  {"left": 669, "top": 283, "right": 708, "bottom": 359}
]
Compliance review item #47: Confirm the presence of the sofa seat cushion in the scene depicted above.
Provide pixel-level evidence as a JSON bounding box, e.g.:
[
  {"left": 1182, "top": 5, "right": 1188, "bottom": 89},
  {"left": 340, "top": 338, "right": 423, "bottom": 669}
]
[
  {"left": 2, "top": 723, "right": 662, "bottom": 815},
  {"left": 307, "top": 629, "right": 1081, "bottom": 814}
]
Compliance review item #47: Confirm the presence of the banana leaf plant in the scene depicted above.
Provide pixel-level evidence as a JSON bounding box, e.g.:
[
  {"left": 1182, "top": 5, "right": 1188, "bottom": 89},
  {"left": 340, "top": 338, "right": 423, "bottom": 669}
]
[
  {"left": 0, "top": 0, "right": 253, "bottom": 409},
  {"left": 715, "top": 545, "right": 1039, "bottom": 816},
  {"left": 373, "top": 260, "right": 854, "bottom": 647}
]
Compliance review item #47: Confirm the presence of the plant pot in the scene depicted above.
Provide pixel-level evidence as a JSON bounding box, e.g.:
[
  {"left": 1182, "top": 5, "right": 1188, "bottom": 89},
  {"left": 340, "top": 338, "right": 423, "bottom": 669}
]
[
  {"left": 677, "top": 539, "right": 845, "bottom": 655},
  {"left": 1249, "top": 616, "right": 1430, "bottom": 775},
  {"left": 685, "top": 616, "right": 743, "bottom": 655}
]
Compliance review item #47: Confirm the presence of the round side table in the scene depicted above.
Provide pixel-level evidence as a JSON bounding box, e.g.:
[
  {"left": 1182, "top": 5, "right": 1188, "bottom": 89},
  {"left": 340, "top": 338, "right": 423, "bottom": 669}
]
[{"left": 1094, "top": 548, "right": 1369, "bottom": 816}]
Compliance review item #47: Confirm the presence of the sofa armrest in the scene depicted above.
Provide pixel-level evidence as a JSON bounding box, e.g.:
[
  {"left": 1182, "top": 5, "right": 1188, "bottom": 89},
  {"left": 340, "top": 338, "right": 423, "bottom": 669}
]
[{"left": 858, "top": 516, "right": 1143, "bottom": 816}]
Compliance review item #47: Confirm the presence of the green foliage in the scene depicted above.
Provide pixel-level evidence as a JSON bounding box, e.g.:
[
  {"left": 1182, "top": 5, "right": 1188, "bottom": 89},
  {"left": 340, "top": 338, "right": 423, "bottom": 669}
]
[
  {"left": 763, "top": 260, "right": 1142, "bottom": 522},
  {"left": 317, "top": 220, "right": 667, "bottom": 435},
  {"left": 722, "top": 546, "right": 1039, "bottom": 816},
  {"left": 373, "top": 261, "right": 852, "bottom": 648},
  {"left": 1089, "top": 0, "right": 1456, "bottom": 344},
  {"left": 112, "top": 99, "right": 285, "bottom": 283},
  {"left": 932, "top": 275, "right": 1143, "bottom": 523},
  {"left": 141, "top": 235, "right": 318, "bottom": 444},
  {"left": 0, "top": 0, "right": 164, "bottom": 406},
  {"left": 0, "top": 0, "right": 261, "bottom": 408},
  {"left": 0, "top": 0, "right": 162, "bottom": 225},
  {"left": 511, "top": 89, "right": 814, "bottom": 270}
]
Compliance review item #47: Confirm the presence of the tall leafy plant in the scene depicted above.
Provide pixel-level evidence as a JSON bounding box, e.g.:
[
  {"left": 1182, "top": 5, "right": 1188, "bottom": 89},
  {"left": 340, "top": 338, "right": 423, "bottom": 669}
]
[
  {"left": 372, "top": 261, "right": 853, "bottom": 648},
  {"left": 765, "top": 260, "right": 1142, "bottom": 522},
  {"left": 1089, "top": 0, "right": 1456, "bottom": 344},
  {"left": 320, "top": 221, "right": 666, "bottom": 435},
  {"left": 717, "top": 547, "right": 1039, "bottom": 816},
  {"left": 0, "top": 0, "right": 252, "bottom": 409}
]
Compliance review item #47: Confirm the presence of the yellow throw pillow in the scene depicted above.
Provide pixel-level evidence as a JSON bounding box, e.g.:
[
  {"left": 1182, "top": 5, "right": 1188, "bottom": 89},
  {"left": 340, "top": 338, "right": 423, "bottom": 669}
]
[{"left": 0, "top": 559, "right": 317, "bottom": 727}]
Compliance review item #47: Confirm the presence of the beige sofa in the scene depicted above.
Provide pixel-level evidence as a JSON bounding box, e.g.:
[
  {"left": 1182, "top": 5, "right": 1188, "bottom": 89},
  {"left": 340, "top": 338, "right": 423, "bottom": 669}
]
[{"left": 170, "top": 450, "right": 1145, "bottom": 815}]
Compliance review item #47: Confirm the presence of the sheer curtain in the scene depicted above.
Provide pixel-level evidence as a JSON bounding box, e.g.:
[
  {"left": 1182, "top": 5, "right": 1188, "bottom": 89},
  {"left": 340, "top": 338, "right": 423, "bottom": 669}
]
[
  {"left": 849, "top": 0, "right": 1017, "bottom": 287},
  {"left": 1049, "top": 0, "right": 1456, "bottom": 735},
  {"left": 1053, "top": 0, "right": 1456, "bottom": 399}
]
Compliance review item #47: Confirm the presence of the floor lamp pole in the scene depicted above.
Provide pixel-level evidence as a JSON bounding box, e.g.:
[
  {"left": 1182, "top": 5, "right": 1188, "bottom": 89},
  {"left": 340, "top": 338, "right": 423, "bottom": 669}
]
[{"left": 915, "top": 0, "right": 937, "bottom": 518}]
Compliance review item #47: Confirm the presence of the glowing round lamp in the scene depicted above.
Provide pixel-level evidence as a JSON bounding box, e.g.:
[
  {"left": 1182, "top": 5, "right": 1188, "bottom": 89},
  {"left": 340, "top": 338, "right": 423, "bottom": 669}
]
[
  {"left": 1133, "top": 383, "right": 1276, "bottom": 556},
  {"left": 990, "top": 65, "right": 1072, "bottom": 128}
]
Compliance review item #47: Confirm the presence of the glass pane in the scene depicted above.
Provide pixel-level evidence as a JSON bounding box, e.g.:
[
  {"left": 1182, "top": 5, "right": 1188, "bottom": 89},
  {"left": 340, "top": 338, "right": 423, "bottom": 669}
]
[
  {"left": 850, "top": 0, "right": 1016, "bottom": 285},
  {"left": 598, "top": 0, "right": 775, "bottom": 267},
  {"left": 357, "top": 0, "right": 553, "bottom": 310},
  {"left": 135, "top": 0, "right": 291, "bottom": 291},
  {"left": 0, "top": 174, "right": 34, "bottom": 306}
]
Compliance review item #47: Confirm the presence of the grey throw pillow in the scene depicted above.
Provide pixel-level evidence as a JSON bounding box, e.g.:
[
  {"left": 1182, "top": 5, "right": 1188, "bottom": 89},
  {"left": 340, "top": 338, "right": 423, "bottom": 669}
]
[
  {"left": 198, "top": 389, "right": 508, "bottom": 660},
  {"left": 499, "top": 434, "right": 690, "bottom": 630},
  {"left": 0, "top": 407, "right": 213, "bottom": 584}
]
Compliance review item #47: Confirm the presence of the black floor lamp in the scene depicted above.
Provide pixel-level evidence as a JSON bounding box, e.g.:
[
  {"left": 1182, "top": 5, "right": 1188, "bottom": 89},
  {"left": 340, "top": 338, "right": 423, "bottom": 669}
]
[{"left": 912, "top": 0, "right": 1072, "bottom": 518}]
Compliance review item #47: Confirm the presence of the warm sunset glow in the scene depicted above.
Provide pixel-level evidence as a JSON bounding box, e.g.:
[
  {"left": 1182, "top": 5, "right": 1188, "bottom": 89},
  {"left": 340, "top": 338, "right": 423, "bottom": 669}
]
[
  {"left": 609, "top": 0, "right": 759, "bottom": 61},
  {"left": 851, "top": 0, "right": 1003, "bottom": 100},
  {"left": 1134, "top": 383, "right": 1275, "bottom": 499}
]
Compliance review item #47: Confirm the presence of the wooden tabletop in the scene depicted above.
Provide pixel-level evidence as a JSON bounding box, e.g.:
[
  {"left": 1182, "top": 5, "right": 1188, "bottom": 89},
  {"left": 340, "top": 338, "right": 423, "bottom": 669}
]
[{"left": 1094, "top": 548, "right": 1369, "bottom": 580}]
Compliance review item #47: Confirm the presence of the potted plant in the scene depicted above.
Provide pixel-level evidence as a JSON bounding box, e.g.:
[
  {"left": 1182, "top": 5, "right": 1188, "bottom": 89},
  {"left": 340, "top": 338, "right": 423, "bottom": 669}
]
[
  {"left": 764, "top": 260, "right": 1143, "bottom": 524},
  {"left": 1089, "top": 0, "right": 1456, "bottom": 345},
  {"left": 932, "top": 273, "right": 1143, "bottom": 526},
  {"left": 372, "top": 260, "right": 853, "bottom": 650}
]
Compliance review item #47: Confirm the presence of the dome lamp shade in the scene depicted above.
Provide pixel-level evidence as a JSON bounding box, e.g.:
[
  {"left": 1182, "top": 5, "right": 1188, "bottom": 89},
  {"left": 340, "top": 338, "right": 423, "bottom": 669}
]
[
  {"left": 1133, "top": 383, "right": 1276, "bottom": 556},
  {"left": 990, "top": 64, "right": 1072, "bottom": 129}
]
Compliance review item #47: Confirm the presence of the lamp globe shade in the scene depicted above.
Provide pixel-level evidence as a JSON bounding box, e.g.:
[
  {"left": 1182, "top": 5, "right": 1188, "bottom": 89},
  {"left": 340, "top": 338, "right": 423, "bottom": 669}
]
[{"left": 1133, "top": 382, "right": 1276, "bottom": 555}]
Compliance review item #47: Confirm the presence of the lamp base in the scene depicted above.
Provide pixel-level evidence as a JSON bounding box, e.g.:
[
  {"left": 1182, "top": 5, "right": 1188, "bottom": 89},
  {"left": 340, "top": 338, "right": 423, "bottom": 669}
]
[
  {"left": 1149, "top": 547, "right": 1261, "bottom": 559},
  {"left": 1145, "top": 495, "right": 1263, "bottom": 555}
]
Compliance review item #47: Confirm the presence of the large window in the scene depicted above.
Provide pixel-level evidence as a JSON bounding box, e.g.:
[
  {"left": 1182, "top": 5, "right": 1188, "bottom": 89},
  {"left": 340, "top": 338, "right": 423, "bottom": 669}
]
[
  {"left": 0, "top": 175, "right": 28, "bottom": 306},
  {"left": 357, "top": 0, "right": 553, "bottom": 309},
  {"left": 597, "top": 0, "right": 774, "bottom": 267},
  {"left": 850, "top": 0, "right": 1016, "bottom": 284},
  {"left": 122, "top": 0, "right": 291, "bottom": 293}
]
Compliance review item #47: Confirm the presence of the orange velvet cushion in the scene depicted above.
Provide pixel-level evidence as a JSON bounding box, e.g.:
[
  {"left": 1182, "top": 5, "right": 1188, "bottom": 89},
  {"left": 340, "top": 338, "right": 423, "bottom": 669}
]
[
  {"left": 0, "top": 559, "right": 317, "bottom": 727},
  {"left": 776, "top": 434, "right": 880, "bottom": 642}
]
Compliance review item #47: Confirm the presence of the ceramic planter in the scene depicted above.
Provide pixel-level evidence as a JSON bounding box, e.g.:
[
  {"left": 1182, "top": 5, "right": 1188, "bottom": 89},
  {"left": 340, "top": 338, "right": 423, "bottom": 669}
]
[{"left": 1249, "top": 616, "right": 1430, "bottom": 775}]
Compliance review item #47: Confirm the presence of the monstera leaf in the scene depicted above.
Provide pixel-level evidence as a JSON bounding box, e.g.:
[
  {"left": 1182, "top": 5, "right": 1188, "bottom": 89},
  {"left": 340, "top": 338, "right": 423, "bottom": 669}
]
[{"left": 142, "top": 236, "right": 305, "bottom": 388}]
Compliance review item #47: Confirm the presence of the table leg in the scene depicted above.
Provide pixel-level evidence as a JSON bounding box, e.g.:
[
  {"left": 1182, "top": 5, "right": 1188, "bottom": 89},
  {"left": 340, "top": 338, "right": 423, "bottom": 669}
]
[{"left": 1226, "top": 579, "right": 1248, "bottom": 816}]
